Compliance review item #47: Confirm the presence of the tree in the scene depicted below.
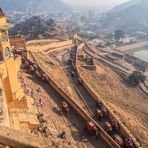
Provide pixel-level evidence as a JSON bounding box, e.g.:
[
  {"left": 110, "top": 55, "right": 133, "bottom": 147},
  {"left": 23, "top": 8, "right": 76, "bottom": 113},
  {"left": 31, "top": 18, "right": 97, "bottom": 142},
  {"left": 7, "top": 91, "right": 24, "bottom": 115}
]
[
  {"left": 114, "top": 29, "right": 124, "bottom": 40},
  {"left": 128, "top": 71, "right": 146, "bottom": 86},
  {"left": 47, "top": 18, "right": 55, "bottom": 26}
]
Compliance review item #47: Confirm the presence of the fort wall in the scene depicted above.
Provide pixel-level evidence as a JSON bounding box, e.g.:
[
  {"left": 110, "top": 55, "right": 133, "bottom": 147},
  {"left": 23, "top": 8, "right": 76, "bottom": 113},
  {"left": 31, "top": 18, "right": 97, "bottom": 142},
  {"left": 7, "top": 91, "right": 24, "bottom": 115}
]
[
  {"left": 27, "top": 39, "right": 73, "bottom": 52},
  {"left": 10, "top": 36, "right": 26, "bottom": 49},
  {"left": 47, "top": 39, "right": 73, "bottom": 49},
  {"left": 75, "top": 40, "right": 141, "bottom": 148},
  {"left": 29, "top": 51, "right": 119, "bottom": 148}
]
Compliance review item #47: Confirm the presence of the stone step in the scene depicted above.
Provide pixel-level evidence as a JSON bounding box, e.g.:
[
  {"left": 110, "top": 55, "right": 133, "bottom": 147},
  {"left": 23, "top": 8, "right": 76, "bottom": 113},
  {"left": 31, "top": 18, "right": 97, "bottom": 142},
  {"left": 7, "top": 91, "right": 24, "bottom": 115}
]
[
  {"left": 9, "top": 108, "right": 39, "bottom": 130},
  {"left": 27, "top": 112, "right": 39, "bottom": 129},
  {"left": 26, "top": 97, "right": 38, "bottom": 113},
  {"left": 10, "top": 112, "right": 20, "bottom": 130}
]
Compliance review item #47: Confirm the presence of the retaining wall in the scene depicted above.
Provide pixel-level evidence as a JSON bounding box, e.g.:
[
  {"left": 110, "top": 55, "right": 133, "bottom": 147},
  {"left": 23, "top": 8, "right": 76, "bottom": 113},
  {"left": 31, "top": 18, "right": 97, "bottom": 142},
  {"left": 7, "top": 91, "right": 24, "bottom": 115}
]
[
  {"left": 30, "top": 51, "right": 120, "bottom": 148},
  {"left": 43, "top": 39, "right": 73, "bottom": 49},
  {"left": 75, "top": 40, "right": 141, "bottom": 148}
]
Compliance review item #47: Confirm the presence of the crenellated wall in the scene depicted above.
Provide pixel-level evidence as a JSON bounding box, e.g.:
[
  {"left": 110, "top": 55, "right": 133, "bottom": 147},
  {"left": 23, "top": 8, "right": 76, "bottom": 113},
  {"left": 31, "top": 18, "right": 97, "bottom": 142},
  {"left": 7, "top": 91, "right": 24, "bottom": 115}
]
[{"left": 10, "top": 36, "right": 26, "bottom": 50}]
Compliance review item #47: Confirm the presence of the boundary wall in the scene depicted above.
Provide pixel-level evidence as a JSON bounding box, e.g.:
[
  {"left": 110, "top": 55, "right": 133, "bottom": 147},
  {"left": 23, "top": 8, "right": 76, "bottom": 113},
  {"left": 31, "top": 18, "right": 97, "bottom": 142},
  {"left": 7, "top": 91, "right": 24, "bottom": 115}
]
[
  {"left": 75, "top": 39, "right": 141, "bottom": 148},
  {"left": 27, "top": 39, "right": 73, "bottom": 52},
  {"left": 29, "top": 51, "right": 120, "bottom": 148}
]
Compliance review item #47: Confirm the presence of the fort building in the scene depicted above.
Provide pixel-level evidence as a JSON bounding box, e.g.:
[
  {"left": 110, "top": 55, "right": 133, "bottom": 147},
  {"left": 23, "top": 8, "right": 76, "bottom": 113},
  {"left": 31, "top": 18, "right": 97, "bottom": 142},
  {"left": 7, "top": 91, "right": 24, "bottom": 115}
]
[
  {"left": 10, "top": 35, "right": 26, "bottom": 51},
  {"left": 0, "top": 8, "right": 39, "bottom": 131}
]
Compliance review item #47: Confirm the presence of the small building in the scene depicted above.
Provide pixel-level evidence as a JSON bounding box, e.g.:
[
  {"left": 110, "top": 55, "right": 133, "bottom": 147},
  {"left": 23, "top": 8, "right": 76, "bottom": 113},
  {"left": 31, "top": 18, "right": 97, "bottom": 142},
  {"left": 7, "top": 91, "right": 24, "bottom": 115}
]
[
  {"left": 119, "top": 37, "right": 137, "bottom": 45},
  {"left": 135, "top": 31, "right": 147, "bottom": 39}
]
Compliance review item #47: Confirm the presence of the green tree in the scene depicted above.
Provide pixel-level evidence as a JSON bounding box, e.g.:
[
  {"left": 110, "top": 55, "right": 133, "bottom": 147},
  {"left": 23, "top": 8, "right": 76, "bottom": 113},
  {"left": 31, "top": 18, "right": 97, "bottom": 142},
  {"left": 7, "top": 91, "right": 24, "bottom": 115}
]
[
  {"left": 128, "top": 71, "right": 146, "bottom": 86},
  {"left": 114, "top": 29, "right": 124, "bottom": 40}
]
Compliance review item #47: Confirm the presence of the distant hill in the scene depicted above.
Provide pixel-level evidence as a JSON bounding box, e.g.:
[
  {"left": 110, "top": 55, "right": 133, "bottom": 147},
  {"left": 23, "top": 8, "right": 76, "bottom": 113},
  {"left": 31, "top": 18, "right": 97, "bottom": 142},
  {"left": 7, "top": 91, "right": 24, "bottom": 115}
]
[
  {"left": 10, "top": 16, "right": 55, "bottom": 39},
  {"left": 109, "top": 0, "right": 141, "bottom": 14},
  {"left": 0, "top": 0, "right": 68, "bottom": 12},
  {"left": 10, "top": 16, "right": 69, "bottom": 40},
  {"left": 100, "top": 0, "right": 148, "bottom": 33}
]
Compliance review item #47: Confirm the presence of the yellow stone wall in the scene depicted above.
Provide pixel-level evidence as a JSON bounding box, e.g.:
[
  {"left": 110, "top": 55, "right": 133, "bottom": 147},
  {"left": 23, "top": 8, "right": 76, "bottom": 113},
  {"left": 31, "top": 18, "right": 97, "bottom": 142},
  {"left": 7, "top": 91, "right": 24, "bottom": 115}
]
[
  {"left": 14, "top": 56, "right": 22, "bottom": 73},
  {"left": 2, "top": 77, "right": 13, "bottom": 103},
  {"left": 5, "top": 57, "right": 23, "bottom": 101},
  {"left": 0, "top": 62, "right": 8, "bottom": 80},
  {"left": 27, "top": 39, "right": 73, "bottom": 51},
  {"left": 0, "top": 10, "right": 39, "bottom": 131},
  {"left": 0, "top": 13, "right": 24, "bottom": 103},
  {"left": 0, "top": 58, "right": 23, "bottom": 103}
]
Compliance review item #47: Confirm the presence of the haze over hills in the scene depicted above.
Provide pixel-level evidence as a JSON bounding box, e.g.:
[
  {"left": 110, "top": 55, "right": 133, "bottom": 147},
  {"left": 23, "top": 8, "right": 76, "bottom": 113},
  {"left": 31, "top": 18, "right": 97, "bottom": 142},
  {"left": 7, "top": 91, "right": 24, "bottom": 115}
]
[
  {"left": 0, "top": 0, "right": 129, "bottom": 13},
  {"left": 100, "top": 0, "right": 148, "bottom": 33},
  {"left": 109, "top": 0, "right": 141, "bottom": 13},
  {"left": 0, "top": 0, "right": 69, "bottom": 12},
  {"left": 63, "top": 0, "right": 129, "bottom": 10},
  {"left": 1, "top": 0, "right": 148, "bottom": 36}
]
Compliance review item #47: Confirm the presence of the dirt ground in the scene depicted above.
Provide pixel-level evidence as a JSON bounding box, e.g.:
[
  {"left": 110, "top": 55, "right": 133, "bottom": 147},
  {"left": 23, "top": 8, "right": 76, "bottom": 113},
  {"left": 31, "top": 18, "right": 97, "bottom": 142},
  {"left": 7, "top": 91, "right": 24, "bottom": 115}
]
[
  {"left": 21, "top": 68, "right": 108, "bottom": 148},
  {"left": 78, "top": 59, "right": 148, "bottom": 147},
  {"left": 21, "top": 71, "right": 84, "bottom": 147},
  {"left": 32, "top": 51, "right": 90, "bottom": 113},
  {"left": 27, "top": 49, "right": 109, "bottom": 147},
  {"left": 25, "top": 38, "right": 148, "bottom": 147},
  {"left": 116, "top": 40, "right": 148, "bottom": 51}
]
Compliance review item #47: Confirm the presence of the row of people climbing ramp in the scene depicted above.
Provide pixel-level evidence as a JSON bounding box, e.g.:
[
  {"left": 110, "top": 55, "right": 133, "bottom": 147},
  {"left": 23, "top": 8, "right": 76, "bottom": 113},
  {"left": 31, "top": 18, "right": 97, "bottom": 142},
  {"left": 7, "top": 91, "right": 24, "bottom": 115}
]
[{"left": 21, "top": 57, "right": 49, "bottom": 82}]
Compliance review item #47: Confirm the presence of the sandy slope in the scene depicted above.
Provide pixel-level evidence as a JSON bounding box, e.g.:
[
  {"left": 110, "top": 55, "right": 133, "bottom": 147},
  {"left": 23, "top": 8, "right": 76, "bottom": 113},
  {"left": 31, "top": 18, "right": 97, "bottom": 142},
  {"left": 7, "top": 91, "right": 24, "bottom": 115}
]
[{"left": 79, "top": 62, "right": 148, "bottom": 147}]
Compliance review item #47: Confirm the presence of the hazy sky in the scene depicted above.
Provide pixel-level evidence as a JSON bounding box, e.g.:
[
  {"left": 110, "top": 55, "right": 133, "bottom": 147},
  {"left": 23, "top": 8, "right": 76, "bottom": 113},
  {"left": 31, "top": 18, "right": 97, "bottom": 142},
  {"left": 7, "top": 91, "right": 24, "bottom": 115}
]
[{"left": 63, "top": 0, "right": 130, "bottom": 9}]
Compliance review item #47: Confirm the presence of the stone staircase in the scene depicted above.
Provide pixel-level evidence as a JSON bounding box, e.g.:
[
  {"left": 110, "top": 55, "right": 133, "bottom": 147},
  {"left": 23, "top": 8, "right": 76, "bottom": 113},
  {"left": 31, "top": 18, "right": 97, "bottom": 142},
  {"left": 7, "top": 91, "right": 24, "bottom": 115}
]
[{"left": 9, "top": 96, "right": 39, "bottom": 131}]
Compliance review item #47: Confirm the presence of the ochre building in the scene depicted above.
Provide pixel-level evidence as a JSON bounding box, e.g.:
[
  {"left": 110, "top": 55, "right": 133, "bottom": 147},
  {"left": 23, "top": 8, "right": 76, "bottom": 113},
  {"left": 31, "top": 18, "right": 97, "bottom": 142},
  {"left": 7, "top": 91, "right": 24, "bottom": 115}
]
[{"left": 0, "top": 9, "right": 38, "bottom": 131}]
